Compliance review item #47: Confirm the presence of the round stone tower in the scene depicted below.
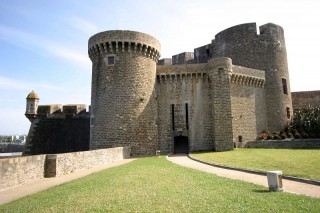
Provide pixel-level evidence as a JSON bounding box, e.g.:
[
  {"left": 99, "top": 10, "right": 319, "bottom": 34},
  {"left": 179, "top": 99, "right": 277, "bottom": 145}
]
[
  {"left": 88, "top": 30, "right": 161, "bottom": 156},
  {"left": 213, "top": 23, "right": 292, "bottom": 131}
]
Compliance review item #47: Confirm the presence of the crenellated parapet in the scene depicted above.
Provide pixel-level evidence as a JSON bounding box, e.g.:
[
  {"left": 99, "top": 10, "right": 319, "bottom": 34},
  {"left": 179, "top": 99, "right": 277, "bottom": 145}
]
[
  {"left": 36, "top": 104, "right": 89, "bottom": 118},
  {"left": 88, "top": 30, "right": 161, "bottom": 62}
]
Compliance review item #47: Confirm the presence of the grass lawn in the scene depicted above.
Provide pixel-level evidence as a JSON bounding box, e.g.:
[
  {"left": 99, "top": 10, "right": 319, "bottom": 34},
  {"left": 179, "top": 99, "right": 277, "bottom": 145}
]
[
  {"left": 191, "top": 149, "right": 320, "bottom": 181},
  {"left": 1, "top": 157, "right": 319, "bottom": 212}
]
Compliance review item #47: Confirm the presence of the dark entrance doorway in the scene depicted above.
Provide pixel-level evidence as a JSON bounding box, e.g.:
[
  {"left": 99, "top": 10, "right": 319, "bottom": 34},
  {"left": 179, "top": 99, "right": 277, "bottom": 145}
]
[{"left": 174, "top": 136, "right": 188, "bottom": 154}]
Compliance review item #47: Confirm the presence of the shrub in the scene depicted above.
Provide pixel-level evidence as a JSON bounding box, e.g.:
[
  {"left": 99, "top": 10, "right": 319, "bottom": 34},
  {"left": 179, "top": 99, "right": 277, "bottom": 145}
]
[
  {"left": 294, "top": 132, "right": 301, "bottom": 139},
  {"left": 310, "top": 133, "right": 317, "bottom": 139},
  {"left": 301, "top": 132, "right": 309, "bottom": 139},
  {"left": 258, "top": 133, "right": 266, "bottom": 140},
  {"left": 273, "top": 134, "right": 280, "bottom": 140},
  {"left": 289, "top": 106, "right": 320, "bottom": 138},
  {"left": 287, "top": 132, "right": 293, "bottom": 138},
  {"left": 281, "top": 133, "right": 287, "bottom": 139},
  {"left": 266, "top": 135, "right": 273, "bottom": 140}
]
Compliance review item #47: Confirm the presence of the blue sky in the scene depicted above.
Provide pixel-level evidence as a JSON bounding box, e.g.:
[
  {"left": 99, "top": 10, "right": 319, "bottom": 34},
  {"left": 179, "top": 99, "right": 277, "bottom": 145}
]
[{"left": 0, "top": 0, "right": 319, "bottom": 135}]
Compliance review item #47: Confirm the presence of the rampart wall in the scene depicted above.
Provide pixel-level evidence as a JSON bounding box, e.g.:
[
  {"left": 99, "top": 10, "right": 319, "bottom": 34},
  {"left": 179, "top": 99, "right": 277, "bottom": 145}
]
[
  {"left": 291, "top": 90, "right": 320, "bottom": 110},
  {"left": 24, "top": 104, "right": 90, "bottom": 155},
  {"left": 0, "top": 147, "right": 130, "bottom": 190}
]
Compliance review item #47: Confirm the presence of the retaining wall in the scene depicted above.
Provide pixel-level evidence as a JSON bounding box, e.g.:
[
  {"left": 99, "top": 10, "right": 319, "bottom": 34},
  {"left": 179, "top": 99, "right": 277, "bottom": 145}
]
[
  {"left": 0, "top": 147, "right": 130, "bottom": 190},
  {"left": 244, "top": 139, "right": 320, "bottom": 149}
]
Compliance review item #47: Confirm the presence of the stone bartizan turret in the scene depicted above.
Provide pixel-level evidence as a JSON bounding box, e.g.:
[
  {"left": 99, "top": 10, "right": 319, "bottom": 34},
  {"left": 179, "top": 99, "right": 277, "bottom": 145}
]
[{"left": 25, "top": 90, "right": 39, "bottom": 122}]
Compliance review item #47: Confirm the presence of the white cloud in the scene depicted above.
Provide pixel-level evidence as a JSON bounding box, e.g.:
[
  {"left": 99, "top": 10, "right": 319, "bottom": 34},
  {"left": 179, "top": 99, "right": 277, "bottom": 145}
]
[
  {"left": 0, "top": 76, "right": 27, "bottom": 90},
  {"left": 0, "top": 25, "right": 91, "bottom": 70},
  {"left": 0, "top": 75, "right": 63, "bottom": 91},
  {"left": 68, "top": 16, "right": 98, "bottom": 35}
]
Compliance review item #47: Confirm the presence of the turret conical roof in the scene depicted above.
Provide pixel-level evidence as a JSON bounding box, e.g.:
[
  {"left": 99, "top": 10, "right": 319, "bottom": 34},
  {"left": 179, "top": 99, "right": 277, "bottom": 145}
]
[{"left": 26, "top": 90, "right": 39, "bottom": 100}]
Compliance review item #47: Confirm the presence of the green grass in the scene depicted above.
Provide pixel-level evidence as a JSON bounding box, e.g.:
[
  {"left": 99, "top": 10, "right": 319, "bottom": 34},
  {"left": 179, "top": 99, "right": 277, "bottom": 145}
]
[
  {"left": 1, "top": 156, "right": 320, "bottom": 212},
  {"left": 191, "top": 149, "right": 320, "bottom": 181}
]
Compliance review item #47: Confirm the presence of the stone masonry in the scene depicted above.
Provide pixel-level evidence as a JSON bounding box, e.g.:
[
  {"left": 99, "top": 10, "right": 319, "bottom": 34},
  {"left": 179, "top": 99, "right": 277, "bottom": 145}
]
[{"left": 88, "top": 30, "right": 161, "bottom": 156}]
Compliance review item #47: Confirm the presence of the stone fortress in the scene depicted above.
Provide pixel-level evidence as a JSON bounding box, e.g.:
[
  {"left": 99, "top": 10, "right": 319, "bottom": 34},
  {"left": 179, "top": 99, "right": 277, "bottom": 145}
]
[{"left": 24, "top": 22, "right": 316, "bottom": 156}]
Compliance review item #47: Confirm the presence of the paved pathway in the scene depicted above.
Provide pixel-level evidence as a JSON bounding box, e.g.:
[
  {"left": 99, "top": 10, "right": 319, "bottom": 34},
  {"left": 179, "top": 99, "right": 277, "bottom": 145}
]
[
  {"left": 167, "top": 155, "right": 320, "bottom": 198},
  {"left": 0, "top": 158, "right": 136, "bottom": 205}
]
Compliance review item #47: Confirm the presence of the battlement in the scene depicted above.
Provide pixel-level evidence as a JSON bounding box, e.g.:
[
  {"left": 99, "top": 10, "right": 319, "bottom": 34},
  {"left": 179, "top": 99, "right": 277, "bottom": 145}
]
[
  {"left": 36, "top": 104, "right": 89, "bottom": 117},
  {"left": 157, "top": 58, "right": 172, "bottom": 65},
  {"left": 172, "top": 52, "right": 194, "bottom": 65},
  {"left": 88, "top": 30, "right": 161, "bottom": 61},
  {"left": 37, "top": 105, "right": 62, "bottom": 115}
]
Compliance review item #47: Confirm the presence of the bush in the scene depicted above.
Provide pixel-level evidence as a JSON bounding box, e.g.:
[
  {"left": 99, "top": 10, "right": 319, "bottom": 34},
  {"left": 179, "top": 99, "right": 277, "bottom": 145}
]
[
  {"left": 287, "top": 132, "right": 293, "bottom": 138},
  {"left": 294, "top": 132, "right": 301, "bottom": 139},
  {"left": 273, "top": 134, "right": 281, "bottom": 140},
  {"left": 301, "top": 132, "right": 309, "bottom": 139},
  {"left": 310, "top": 133, "right": 317, "bottom": 139},
  {"left": 288, "top": 106, "right": 320, "bottom": 138},
  {"left": 281, "top": 133, "right": 287, "bottom": 139},
  {"left": 266, "top": 135, "right": 273, "bottom": 140}
]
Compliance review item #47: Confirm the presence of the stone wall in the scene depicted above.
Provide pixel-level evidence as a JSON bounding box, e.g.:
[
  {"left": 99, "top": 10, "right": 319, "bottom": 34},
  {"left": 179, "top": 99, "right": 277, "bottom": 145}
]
[
  {"left": 172, "top": 52, "right": 194, "bottom": 65},
  {"left": 156, "top": 64, "right": 213, "bottom": 153},
  {"left": 245, "top": 140, "right": 320, "bottom": 149},
  {"left": 0, "top": 147, "right": 130, "bottom": 190},
  {"left": 24, "top": 104, "right": 90, "bottom": 155},
  {"left": 292, "top": 90, "right": 320, "bottom": 110},
  {"left": 231, "top": 65, "right": 267, "bottom": 146},
  {"left": 47, "top": 147, "right": 130, "bottom": 177},
  {"left": 89, "top": 30, "right": 160, "bottom": 156},
  {"left": 0, "top": 154, "right": 46, "bottom": 190},
  {"left": 208, "top": 58, "right": 234, "bottom": 151},
  {"left": 212, "top": 23, "right": 292, "bottom": 132}
]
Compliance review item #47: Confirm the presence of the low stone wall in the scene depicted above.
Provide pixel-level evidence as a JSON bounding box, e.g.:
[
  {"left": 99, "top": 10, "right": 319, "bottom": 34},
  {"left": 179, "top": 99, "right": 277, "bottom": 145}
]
[
  {"left": 51, "top": 147, "right": 130, "bottom": 177},
  {"left": 0, "top": 155, "right": 46, "bottom": 190},
  {"left": 0, "top": 147, "right": 130, "bottom": 190},
  {"left": 244, "top": 139, "right": 320, "bottom": 149}
]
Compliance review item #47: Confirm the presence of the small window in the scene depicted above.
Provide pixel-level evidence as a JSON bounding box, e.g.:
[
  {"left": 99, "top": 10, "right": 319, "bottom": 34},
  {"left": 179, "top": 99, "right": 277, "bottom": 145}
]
[
  {"left": 205, "top": 49, "right": 210, "bottom": 58},
  {"left": 108, "top": 56, "right": 115, "bottom": 65},
  {"left": 282, "top": 78, "right": 288, "bottom": 95},
  {"left": 286, "top": 107, "right": 290, "bottom": 119},
  {"left": 218, "top": 68, "right": 223, "bottom": 79},
  {"left": 238, "top": 135, "right": 243, "bottom": 143},
  {"left": 185, "top": 103, "right": 189, "bottom": 130}
]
